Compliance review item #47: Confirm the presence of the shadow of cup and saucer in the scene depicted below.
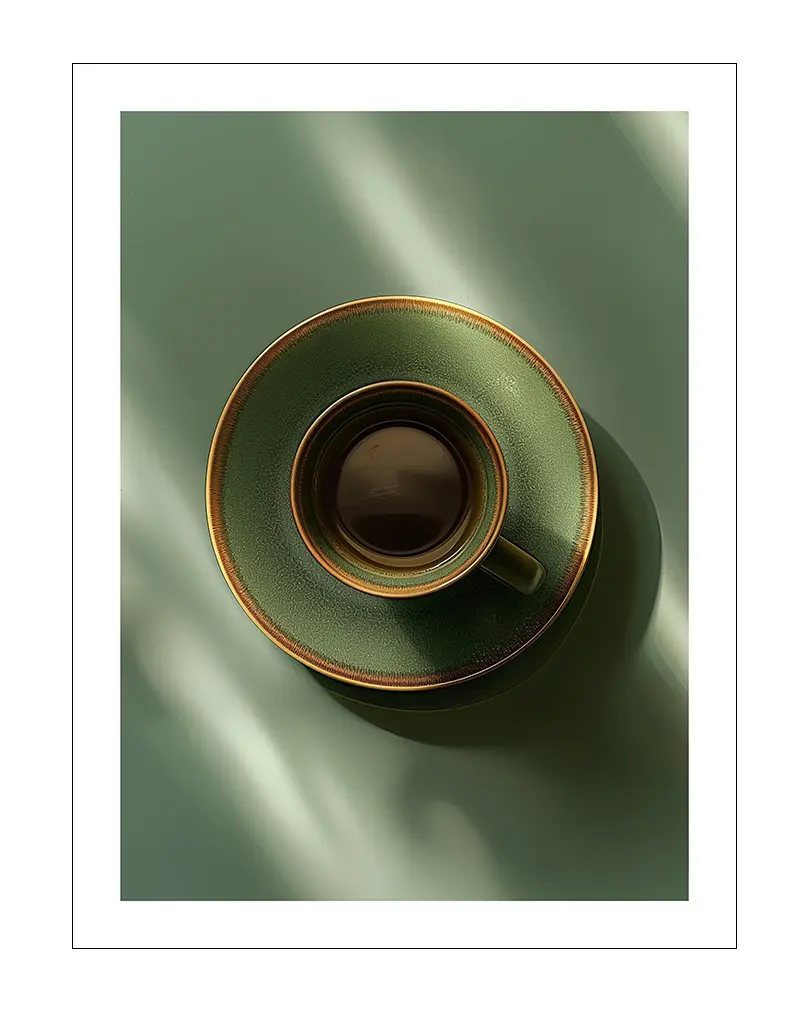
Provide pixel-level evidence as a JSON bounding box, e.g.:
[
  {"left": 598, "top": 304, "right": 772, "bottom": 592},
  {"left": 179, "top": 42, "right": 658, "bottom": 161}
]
[
  {"left": 308, "top": 415, "right": 668, "bottom": 744},
  {"left": 307, "top": 413, "right": 688, "bottom": 899}
]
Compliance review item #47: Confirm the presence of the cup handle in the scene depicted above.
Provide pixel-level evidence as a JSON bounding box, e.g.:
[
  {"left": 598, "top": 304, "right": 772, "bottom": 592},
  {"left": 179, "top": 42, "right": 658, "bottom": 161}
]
[{"left": 479, "top": 536, "right": 547, "bottom": 595}]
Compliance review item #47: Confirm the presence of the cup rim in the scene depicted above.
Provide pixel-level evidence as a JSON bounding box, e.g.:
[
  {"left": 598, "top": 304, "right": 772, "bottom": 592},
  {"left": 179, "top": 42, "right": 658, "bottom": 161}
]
[{"left": 290, "top": 380, "right": 509, "bottom": 598}]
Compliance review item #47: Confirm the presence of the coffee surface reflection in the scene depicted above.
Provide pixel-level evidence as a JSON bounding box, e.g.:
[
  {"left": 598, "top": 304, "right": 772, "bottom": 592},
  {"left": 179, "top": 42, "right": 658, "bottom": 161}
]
[{"left": 335, "top": 425, "right": 467, "bottom": 556}]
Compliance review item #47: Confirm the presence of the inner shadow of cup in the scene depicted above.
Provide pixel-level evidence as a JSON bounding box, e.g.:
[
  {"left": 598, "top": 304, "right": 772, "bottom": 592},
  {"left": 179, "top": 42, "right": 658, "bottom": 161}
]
[{"left": 308, "top": 415, "right": 665, "bottom": 742}]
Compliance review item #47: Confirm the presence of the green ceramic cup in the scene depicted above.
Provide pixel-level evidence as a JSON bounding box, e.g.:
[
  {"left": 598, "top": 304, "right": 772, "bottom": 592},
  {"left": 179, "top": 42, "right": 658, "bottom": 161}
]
[{"left": 290, "top": 381, "right": 547, "bottom": 598}]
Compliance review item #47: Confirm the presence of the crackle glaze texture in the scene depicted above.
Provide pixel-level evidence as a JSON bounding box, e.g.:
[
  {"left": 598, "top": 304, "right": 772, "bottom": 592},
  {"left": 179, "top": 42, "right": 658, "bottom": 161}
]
[{"left": 207, "top": 298, "right": 597, "bottom": 689}]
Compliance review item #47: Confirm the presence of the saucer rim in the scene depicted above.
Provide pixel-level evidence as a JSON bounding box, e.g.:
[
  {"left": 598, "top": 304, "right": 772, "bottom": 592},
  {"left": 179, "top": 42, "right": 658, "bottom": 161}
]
[{"left": 206, "top": 295, "right": 598, "bottom": 692}]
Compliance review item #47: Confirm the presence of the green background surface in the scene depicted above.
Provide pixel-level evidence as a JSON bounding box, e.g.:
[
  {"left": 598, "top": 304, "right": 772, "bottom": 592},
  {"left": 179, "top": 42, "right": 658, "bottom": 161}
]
[{"left": 121, "top": 111, "right": 688, "bottom": 900}]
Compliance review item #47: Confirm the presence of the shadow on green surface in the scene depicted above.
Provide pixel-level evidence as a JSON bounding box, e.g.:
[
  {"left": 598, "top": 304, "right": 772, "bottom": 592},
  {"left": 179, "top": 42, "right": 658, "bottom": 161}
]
[
  {"left": 313, "top": 415, "right": 663, "bottom": 723},
  {"left": 121, "top": 635, "right": 293, "bottom": 901},
  {"left": 314, "top": 417, "right": 687, "bottom": 898}
]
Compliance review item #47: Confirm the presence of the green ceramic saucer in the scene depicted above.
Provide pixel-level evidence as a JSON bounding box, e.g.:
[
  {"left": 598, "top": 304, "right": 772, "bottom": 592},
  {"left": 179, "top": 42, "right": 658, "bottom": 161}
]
[{"left": 207, "top": 297, "right": 598, "bottom": 691}]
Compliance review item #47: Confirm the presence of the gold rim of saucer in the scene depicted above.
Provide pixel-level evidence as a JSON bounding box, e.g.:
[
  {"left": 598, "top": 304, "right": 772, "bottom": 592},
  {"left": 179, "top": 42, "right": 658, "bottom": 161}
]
[{"left": 206, "top": 296, "right": 598, "bottom": 690}]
